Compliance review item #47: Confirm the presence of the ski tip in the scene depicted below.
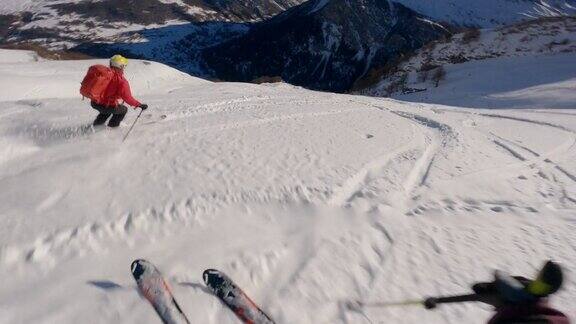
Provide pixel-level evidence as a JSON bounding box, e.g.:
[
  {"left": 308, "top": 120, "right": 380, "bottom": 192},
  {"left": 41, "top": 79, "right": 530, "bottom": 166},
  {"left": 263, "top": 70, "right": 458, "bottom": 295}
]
[
  {"left": 131, "top": 259, "right": 149, "bottom": 279},
  {"left": 203, "top": 269, "right": 225, "bottom": 287},
  {"left": 202, "top": 269, "right": 217, "bottom": 283}
]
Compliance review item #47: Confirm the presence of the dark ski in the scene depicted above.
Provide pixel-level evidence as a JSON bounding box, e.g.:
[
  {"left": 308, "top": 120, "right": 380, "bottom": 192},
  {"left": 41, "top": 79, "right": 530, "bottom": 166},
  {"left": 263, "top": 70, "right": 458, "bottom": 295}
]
[
  {"left": 203, "top": 269, "right": 275, "bottom": 324},
  {"left": 131, "top": 259, "right": 190, "bottom": 324}
]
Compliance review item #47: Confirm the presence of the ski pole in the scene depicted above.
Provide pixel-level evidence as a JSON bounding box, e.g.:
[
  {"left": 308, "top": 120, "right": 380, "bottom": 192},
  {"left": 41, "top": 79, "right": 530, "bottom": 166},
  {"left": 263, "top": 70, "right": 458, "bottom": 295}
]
[
  {"left": 348, "top": 299, "right": 424, "bottom": 309},
  {"left": 122, "top": 108, "right": 144, "bottom": 142},
  {"left": 349, "top": 293, "right": 480, "bottom": 310},
  {"left": 423, "top": 294, "right": 480, "bottom": 309}
]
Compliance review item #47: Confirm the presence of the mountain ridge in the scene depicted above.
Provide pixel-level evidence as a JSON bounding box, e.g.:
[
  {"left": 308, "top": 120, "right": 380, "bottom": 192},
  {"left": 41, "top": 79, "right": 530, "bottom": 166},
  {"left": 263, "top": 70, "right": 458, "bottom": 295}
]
[
  {"left": 202, "top": 0, "right": 451, "bottom": 92},
  {"left": 1, "top": 0, "right": 574, "bottom": 92}
]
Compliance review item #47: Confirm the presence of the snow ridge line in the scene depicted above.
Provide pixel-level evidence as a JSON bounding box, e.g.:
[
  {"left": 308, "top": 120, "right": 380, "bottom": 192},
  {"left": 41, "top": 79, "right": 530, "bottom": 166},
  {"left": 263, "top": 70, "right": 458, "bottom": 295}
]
[
  {"left": 325, "top": 99, "right": 411, "bottom": 207},
  {"left": 0, "top": 200, "right": 206, "bottom": 270},
  {"left": 480, "top": 113, "right": 574, "bottom": 133},
  {"left": 0, "top": 184, "right": 331, "bottom": 270},
  {"left": 326, "top": 145, "right": 416, "bottom": 207},
  {"left": 486, "top": 132, "right": 576, "bottom": 207},
  {"left": 555, "top": 165, "right": 576, "bottom": 183},
  {"left": 348, "top": 99, "right": 456, "bottom": 146},
  {"left": 445, "top": 110, "right": 576, "bottom": 187},
  {"left": 397, "top": 132, "right": 437, "bottom": 199},
  {"left": 490, "top": 133, "right": 541, "bottom": 157},
  {"left": 493, "top": 140, "right": 527, "bottom": 161},
  {"left": 481, "top": 114, "right": 576, "bottom": 174},
  {"left": 391, "top": 110, "right": 455, "bottom": 145},
  {"left": 342, "top": 99, "right": 456, "bottom": 208},
  {"left": 389, "top": 110, "right": 455, "bottom": 200},
  {"left": 171, "top": 96, "right": 343, "bottom": 118},
  {"left": 483, "top": 118, "right": 576, "bottom": 185},
  {"left": 191, "top": 109, "right": 359, "bottom": 133}
]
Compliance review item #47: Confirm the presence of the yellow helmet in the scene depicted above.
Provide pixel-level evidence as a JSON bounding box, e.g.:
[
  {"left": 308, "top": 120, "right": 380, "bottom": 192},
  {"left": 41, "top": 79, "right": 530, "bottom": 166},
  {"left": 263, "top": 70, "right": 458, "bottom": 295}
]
[{"left": 110, "top": 54, "right": 129, "bottom": 69}]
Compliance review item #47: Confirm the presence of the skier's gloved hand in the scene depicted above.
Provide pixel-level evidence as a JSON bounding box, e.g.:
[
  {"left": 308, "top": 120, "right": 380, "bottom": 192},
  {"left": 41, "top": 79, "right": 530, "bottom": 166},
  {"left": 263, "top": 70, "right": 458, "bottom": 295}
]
[
  {"left": 472, "top": 281, "right": 504, "bottom": 307},
  {"left": 139, "top": 104, "right": 148, "bottom": 110},
  {"left": 472, "top": 261, "right": 563, "bottom": 308},
  {"left": 472, "top": 274, "right": 532, "bottom": 307},
  {"left": 494, "top": 272, "right": 537, "bottom": 305}
]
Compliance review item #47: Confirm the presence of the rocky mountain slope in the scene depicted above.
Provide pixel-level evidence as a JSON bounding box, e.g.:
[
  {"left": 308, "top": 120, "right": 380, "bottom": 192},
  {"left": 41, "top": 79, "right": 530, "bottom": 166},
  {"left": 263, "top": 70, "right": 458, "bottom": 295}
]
[
  {"left": 392, "top": 0, "right": 576, "bottom": 27},
  {"left": 357, "top": 16, "right": 576, "bottom": 98},
  {"left": 201, "top": 0, "right": 575, "bottom": 91},
  {"left": 203, "top": 0, "right": 451, "bottom": 92},
  {"left": 1, "top": 0, "right": 574, "bottom": 92},
  {"left": 0, "top": 0, "right": 306, "bottom": 49}
]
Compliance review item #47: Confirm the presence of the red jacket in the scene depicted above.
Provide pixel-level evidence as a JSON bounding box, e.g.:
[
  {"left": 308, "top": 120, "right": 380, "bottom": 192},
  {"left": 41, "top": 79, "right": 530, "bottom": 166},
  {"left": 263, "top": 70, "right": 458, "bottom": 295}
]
[{"left": 100, "top": 68, "right": 141, "bottom": 108}]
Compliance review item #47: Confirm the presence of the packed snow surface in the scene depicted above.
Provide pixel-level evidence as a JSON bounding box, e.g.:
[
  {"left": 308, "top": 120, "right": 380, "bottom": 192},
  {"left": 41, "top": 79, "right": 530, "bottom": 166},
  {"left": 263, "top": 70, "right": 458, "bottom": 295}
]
[{"left": 0, "top": 49, "right": 575, "bottom": 323}]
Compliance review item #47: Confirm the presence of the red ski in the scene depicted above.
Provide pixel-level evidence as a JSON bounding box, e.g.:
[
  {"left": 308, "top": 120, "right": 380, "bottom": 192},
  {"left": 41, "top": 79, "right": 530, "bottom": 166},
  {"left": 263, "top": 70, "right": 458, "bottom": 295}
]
[
  {"left": 131, "top": 259, "right": 190, "bottom": 324},
  {"left": 203, "top": 269, "right": 275, "bottom": 324}
]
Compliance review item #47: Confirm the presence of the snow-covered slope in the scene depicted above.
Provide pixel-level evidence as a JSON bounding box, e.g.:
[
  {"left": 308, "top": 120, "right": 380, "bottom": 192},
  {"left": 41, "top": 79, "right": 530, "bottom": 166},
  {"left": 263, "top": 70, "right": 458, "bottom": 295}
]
[
  {"left": 394, "top": 0, "right": 576, "bottom": 27},
  {"left": 0, "top": 48, "right": 41, "bottom": 63},
  {"left": 389, "top": 53, "right": 576, "bottom": 109},
  {"left": 360, "top": 16, "right": 576, "bottom": 107},
  {"left": 0, "top": 49, "right": 575, "bottom": 323},
  {"left": 0, "top": 51, "right": 206, "bottom": 102}
]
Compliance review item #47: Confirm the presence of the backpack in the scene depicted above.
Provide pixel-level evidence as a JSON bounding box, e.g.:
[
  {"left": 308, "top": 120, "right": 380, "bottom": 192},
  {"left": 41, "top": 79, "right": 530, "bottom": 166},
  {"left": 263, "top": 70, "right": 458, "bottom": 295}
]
[{"left": 80, "top": 65, "right": 114, "bottom": 104}]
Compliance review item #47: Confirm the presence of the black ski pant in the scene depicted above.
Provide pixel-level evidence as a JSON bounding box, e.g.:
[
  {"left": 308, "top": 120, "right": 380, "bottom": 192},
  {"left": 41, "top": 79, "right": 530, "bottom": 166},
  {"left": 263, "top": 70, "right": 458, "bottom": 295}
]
[{"left": 91, "top": 102, "right": 128, "bottom": 127}]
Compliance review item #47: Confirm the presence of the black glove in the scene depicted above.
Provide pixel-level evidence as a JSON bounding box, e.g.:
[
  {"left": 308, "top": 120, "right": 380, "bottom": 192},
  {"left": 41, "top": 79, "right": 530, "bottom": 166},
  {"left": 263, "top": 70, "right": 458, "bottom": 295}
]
[
  {"left": 472, "top": 273, "right": 537, "bottom": 307},
  {"left": 472, "top": 281, "right": 502, "bottom": 307},
  {"left": 139, "top": 104, "right": 148, "bottom": 110}
]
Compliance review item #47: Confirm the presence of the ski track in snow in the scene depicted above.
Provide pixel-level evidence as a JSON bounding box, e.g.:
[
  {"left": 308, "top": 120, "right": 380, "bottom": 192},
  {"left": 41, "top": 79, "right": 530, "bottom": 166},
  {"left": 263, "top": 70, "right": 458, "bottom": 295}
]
[{"left": 1, "top": 52, "right": 576, "bottom": 323}]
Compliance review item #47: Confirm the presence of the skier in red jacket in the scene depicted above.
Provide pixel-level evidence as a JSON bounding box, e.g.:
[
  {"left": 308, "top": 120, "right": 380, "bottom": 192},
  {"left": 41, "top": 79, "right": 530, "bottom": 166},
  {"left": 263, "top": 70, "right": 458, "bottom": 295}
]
[{"left": 92, "top": 55, "right": 148, "bottom": 127}]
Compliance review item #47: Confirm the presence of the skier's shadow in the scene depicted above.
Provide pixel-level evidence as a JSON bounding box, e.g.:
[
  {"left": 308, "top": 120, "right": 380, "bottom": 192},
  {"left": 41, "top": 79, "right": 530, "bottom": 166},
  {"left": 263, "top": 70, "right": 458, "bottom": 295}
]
[
  {"left": 87, "top": 280, "right": 124, "bottom": 291},
  {"left": 86, "top": 280, "right": 211, "bottom": 293},
  {"left": 178, "top": 282, "right": 213, "bottom": 295}
]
